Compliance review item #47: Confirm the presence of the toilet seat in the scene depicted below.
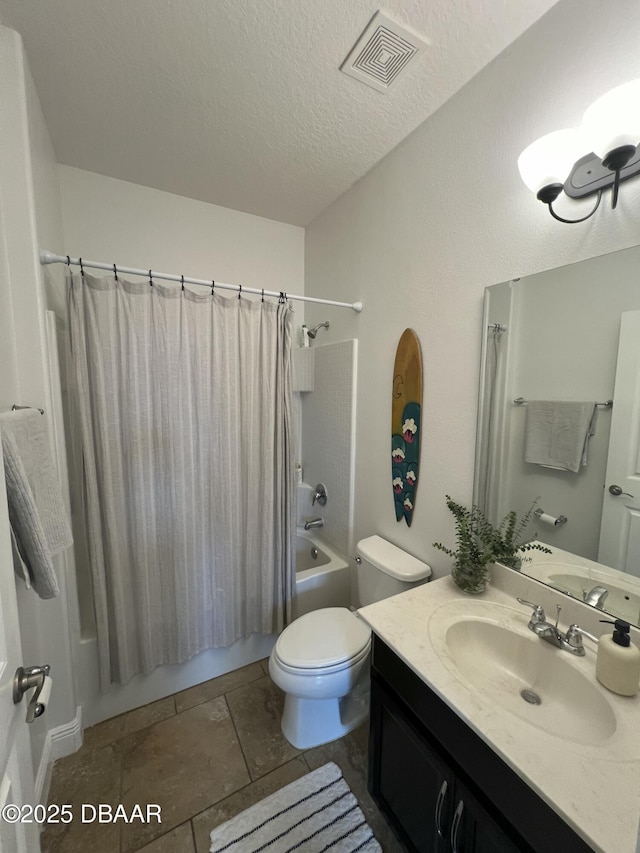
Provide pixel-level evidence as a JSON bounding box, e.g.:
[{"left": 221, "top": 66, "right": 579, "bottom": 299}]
[
  {"left": 274, "top": 607, "right": 371, "bottom": 672},
  {"left": 272, "top": 641, "right": 371, "bottom": 677}
]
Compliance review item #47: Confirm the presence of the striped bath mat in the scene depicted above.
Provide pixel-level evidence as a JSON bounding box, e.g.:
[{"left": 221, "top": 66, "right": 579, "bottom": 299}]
[{"left": 209, "top": 761, "right": 381, "bottom": 852}]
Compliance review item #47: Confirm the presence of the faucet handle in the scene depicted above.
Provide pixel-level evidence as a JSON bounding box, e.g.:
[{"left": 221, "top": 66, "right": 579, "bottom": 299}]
[
  {"left": 517, "top": 598, "right": 546, "bottom": 624},
  {"left": 312, "top": 483, "right": 328, "bottom": 507},
  {"left": 564, "top": 624, "right": 599, "bottom": 652}
]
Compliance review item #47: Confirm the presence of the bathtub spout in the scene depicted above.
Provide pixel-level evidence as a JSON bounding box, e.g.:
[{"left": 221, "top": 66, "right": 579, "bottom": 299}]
[{"left": 304, "top": 517, "right": 325, "bottom": 530}]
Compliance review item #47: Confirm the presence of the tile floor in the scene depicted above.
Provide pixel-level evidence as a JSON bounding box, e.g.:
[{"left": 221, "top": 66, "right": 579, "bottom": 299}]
[{"left": 42, "top": 659, "right": 405, "bottom": 853}]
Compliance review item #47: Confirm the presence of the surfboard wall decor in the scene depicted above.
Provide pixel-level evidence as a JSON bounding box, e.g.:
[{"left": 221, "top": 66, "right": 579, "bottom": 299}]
[{"left": 391, "top": 329, "right": 423, "bottom": 527}]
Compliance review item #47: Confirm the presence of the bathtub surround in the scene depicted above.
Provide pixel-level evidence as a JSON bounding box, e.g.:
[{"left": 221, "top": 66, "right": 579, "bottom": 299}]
[
  {"left": 67, "top": 271, "right": 296, "bottom": 689},
  {"left": 301, "top": 340, "right": 357, "bottom": 557}
]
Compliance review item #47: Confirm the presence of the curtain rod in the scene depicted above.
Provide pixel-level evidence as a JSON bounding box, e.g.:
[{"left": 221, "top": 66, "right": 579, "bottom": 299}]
[{"left": 39, "top": 251, "right": 363, "bottom": 313}]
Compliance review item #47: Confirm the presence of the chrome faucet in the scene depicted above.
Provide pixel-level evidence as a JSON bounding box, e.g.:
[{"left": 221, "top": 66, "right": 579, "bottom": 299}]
[
  {"left": 304, "top": 517, "right": 324, "bottom": 530},
  {"left": 583, "top": 585, "right": 609, "bottom": 609},
  {"left": 517, "top": 598, "right": 598, "bottom": 656}
]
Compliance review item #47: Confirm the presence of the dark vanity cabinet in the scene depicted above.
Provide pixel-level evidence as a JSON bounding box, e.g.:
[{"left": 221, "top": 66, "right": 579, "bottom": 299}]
[{"left": 368, "top": 635, "right": 595, "bottom": 853}]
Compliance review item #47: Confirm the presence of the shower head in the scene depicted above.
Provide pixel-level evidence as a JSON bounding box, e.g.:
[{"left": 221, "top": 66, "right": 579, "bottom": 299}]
[{"left": 307, "top": 321, "right": 330, "bottom": 339}]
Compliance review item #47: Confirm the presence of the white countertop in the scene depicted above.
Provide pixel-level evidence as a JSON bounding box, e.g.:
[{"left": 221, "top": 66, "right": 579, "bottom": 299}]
[{"left": 358, "top": 566, "right": 640, "bottom": 853}]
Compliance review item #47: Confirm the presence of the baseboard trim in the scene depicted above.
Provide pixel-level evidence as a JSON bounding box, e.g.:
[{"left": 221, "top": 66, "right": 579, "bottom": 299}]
[{"left": 35, "top": 706, "right": 83, "bottom": 804}]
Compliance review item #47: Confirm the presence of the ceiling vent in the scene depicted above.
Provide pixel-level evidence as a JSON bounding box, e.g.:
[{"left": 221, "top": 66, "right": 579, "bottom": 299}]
[{"left": 340, "top": 11, "right": 429, "bottom": 93}]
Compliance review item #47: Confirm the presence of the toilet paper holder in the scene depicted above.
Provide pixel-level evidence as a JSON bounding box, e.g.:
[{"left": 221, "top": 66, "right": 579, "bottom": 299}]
[
  {"left": 534, "top": 507, "right": 567, "bottom": 527},
  {"left": 13, "top": 664, "right": 51, "bottom": 723}
]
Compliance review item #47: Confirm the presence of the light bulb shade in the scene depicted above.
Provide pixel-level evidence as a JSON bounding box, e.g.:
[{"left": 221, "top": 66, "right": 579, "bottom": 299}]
[
  {"left": 517, "top": 129, "right": 584, "bottom": 194},
  {"left": 582, "top": 79, "right": 640, "bottom": 159}
]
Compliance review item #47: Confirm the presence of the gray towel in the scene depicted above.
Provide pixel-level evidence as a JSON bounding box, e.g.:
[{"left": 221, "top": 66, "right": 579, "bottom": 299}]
[
  {"left": 0, "top": 410, "right": 72, "bottom": 598},
  {"left": 524, "top": 401, "right": 597, "bottom": 473}
]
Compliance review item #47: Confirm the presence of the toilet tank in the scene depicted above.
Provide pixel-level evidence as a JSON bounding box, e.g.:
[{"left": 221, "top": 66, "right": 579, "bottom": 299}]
[{"left": 355, "top": 535, "right": 431, "bottom": 607}]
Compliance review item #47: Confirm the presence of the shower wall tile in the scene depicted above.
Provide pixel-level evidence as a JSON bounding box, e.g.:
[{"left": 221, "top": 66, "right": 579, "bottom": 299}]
[{"left": 301, "top": 340, "right": 357, "bottom": 557}]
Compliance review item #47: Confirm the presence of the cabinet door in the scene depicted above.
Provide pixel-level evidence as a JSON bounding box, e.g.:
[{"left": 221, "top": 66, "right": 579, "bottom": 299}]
[
  {"left": 369, "top": 675, "right": 453, "bottom": 853},
  {"left": 450, "top": 781, "right": 528, "bottom": 853}
]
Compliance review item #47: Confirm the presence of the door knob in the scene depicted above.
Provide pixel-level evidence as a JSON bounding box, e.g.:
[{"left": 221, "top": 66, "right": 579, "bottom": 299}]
[
  {"left": 13, "top": 665, "right": 51, "bottom": 723},
  {"left": 608, "top": 484, "right": 634, "bottom": 497}
]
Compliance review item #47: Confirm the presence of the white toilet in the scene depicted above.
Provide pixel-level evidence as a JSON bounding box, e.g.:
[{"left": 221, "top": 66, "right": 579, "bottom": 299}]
[{"left": 269, "top": 535, "right": 431, "bottom": 749}]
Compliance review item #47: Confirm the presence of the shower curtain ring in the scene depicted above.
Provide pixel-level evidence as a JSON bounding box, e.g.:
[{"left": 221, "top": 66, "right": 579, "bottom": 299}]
[
  {"left": 66, "top": 255, "right": 71, "bottom": 267},
  {"left": 79, "top": 258, "right": 84, "bottom": 276},
  {"left": 261, "top": 288, "right": 264, "bottom": 302},
  {"left": 149, "top": 269, "right": 153, "bottom": 287},
  {"left": 113, "top": 263, "right": 118, "bottom": 282},
  {"left": 211, "top": 280, "right": 215, "bottom": 295},
  {"left": 181, "top": 274, "right": 185, "bottom": 292},
  {"left": 238, "top": 285, "right": 242, "bottom": 300}
]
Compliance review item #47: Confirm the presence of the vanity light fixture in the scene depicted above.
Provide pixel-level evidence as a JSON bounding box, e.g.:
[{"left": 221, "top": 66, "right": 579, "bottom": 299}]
[{"left": 518, "top": 78, "right": 640, "bottom": 223}]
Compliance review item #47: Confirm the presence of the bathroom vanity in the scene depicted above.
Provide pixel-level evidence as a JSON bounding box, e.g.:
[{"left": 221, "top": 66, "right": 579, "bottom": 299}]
[
  {"left": 359, "top": 568, "right": 640, "bottom": 853},
  {"left": 369, "top": 635, "right": 591, "bottom": 852}
]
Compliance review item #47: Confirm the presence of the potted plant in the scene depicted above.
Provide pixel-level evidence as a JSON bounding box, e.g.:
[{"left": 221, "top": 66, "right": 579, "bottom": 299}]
[{"left": 433, "top": 495, "right": 551, "bottom": 594}]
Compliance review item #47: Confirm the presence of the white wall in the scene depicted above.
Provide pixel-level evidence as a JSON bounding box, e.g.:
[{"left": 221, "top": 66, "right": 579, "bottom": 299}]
[
  {"left": 0, "top": 26, "right": 80, "bottom": 797},
  {"left": 304, "top": 0, "right": 640, "bottom": 578},
  {"left": 57, "top": 165, "right": 305, "bottom": 724},
  {"left": 58, "top": 166, "right": 304, "bottom": 296}
]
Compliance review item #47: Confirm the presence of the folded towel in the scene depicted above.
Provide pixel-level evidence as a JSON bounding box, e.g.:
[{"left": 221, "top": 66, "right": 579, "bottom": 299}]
[
  {"left": 0, "top": 410, "right": 73, "bottom": 553},
  {"left": 524, "top": 401, "right": 597, "bottom": 473},
  {"left": 0, "top": 410, "right": 72, "bottom": 599}
]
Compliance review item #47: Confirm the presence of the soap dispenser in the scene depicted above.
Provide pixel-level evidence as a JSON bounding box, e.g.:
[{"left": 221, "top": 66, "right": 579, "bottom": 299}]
[{"left": 596, "top": 619, "right": 640, "bottom": 697}]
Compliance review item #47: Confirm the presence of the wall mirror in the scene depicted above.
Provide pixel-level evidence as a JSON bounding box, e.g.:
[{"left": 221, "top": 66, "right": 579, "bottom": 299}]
[{"left": 474, "top": 243, "right": 640, "bottom": 628}]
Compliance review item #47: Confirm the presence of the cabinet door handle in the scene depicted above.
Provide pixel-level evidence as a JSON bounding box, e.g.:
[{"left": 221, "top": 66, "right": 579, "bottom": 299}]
[
  {"left": 434, "top": 779, "right": 448, "bottom": 837},
  {"left": 451, "top": 799, "right": 464, "bottom": 853}
]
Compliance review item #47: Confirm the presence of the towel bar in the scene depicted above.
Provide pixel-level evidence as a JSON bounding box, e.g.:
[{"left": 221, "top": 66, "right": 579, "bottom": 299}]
[
  {"left": 513, "top": 397, "right": 612, "bottom": 408},
  {"left": 11, "top": 404, "right": 44, "bottom": 415}
]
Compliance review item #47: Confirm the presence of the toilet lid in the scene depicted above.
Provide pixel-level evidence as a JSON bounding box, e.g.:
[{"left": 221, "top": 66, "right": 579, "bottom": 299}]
[{"left": 275, "top": 608, "right": 371, "bottom": 670}]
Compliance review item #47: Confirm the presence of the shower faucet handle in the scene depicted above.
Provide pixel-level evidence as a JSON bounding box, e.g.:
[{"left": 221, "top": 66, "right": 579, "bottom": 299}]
[{"left": 312, "top": 483, "right": 328, "bottom": 507}]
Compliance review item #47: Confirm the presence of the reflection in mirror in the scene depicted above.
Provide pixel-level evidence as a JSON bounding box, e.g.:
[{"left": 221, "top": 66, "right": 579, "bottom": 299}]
[{"left": 474, "top": 244, "right": 640, "bottom": 627}]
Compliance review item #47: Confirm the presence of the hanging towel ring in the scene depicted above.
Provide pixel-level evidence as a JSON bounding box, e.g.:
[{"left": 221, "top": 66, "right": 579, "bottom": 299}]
[
  {"left": 238, "top": 285, "right": 242, "bottom": 300},
  {"left": 79, "top": 258, "right": 84, "bottom": 276},
  {"left": 113, "top": 263, "right": 118, "bottom": 282},
  {"left": 181, "top": 274, "right": 185, "bottom": 292},
  {"left": 148, "top": 269, "right": 153, "bottom": 287}
]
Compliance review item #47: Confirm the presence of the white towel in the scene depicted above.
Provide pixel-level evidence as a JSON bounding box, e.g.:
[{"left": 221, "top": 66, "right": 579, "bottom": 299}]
[
  {"left": 0, "top": 410, "right": 73, "bottom": 552},
  {"left": 0, "top": 410, "right": 72, "bottom": 598},
  {"left": 524, "top": 401, "right": 597, "bottom": 473}
]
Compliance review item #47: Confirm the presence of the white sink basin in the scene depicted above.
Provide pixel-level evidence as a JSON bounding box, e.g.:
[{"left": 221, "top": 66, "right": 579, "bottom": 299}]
[{"left": 432, "top": 605, "right": 617, "bottom": 746}]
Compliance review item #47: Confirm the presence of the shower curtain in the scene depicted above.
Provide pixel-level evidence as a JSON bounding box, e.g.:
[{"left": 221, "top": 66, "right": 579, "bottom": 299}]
[
  {"left": 474, "top": 324, "right": 506, "bottom": 525},
  {"left": 68, "top": 272, "right": 296, "bottom": 689}
]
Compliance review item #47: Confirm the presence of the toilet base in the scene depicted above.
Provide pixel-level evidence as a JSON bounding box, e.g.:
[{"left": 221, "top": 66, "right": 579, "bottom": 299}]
[{"left": 281, "top": 675, "right": 370, "bottom": 749}]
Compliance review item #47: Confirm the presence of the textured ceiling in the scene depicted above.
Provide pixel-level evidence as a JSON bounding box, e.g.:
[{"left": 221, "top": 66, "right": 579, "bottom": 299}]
[{"left": 0, "top": 0, "right": 559, "bottom": 225}]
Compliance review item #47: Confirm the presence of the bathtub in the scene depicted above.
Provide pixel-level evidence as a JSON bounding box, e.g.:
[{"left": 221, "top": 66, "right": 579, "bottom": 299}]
[{"left": 294, "top": 529, "right": 351, "bottom": 618}]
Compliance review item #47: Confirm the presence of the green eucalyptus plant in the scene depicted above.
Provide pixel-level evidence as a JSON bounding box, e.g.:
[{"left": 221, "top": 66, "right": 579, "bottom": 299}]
[{"left": 433, "top": 495, "right": 552, "bottom": 593}]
